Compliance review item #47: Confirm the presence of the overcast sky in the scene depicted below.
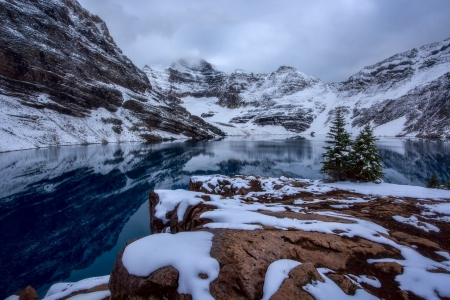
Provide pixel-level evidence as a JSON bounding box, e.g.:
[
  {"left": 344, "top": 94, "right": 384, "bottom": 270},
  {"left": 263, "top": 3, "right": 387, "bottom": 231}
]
[{"left": 78, "top": 0, "right": 450, "bottom": 82}]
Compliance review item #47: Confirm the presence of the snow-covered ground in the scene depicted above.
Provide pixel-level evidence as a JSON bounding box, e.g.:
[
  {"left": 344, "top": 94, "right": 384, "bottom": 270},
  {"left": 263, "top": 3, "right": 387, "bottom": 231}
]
[
  {"left": 149, "top": 175, "right": 450, "bottom": 299},
  {"left": 0, "top": 93, "right": 188, "bottom": 153}
]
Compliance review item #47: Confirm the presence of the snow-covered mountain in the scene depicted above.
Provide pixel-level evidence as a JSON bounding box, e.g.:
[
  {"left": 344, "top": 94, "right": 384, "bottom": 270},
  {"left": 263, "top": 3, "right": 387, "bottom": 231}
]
[
  {"left": 0, "top": 0, "right": 224, "bottom": 152},
  {"left": 144, "top": 38, "right": 450, "bottom": 139},
  {"left": 1, "top": 0, "right": 448, "bottom": 153}
]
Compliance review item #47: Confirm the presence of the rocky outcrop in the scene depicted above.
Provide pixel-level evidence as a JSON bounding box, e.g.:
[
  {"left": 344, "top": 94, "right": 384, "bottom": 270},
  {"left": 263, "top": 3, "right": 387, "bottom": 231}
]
[
  {"left": 109, "top": 175, "right": 450, "bottom": 299},
  {"left": 0, "top": 0, "right": 224, "bottom": 152},
  {"left": 17, "top": 286, "right": 38, "bottom": 300},
  {"left": 109, "top": 239, "right": 189, "bottom": 300}
]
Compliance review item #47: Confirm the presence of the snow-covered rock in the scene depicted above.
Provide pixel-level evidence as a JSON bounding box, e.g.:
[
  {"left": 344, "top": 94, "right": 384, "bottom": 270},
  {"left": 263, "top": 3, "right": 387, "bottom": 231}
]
[{"left": 137, "top": 174, "right": 450, "bottom": 299}]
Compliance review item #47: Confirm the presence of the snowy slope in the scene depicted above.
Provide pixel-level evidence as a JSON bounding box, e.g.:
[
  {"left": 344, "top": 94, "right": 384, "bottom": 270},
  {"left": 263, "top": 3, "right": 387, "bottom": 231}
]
[{"left": 145, "top": 38, "right": 450, "bottom": 139}]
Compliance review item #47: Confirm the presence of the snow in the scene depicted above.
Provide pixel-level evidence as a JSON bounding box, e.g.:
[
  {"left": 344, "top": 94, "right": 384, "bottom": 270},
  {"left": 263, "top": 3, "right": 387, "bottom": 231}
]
[
  {"left": 372, "top": 116, "right": 407, "bottom": 137},
  {"left": 261, "top": 259, "right": 301, "bottom": 300},
  {"left": 43, "top": 276, "right": 110, "bottom": 300},
  {"left": 153, "top": 189, "right": 205, "bottom": 224},
  {"left": 396, "top": 267, "right": 450, "bottom": 299},
  {"left": 203, "top": 223, "right": 262, "bottom": 230},
  {"left": 347, "top": 274, "right": 381, "bottom": 288},
  {"left": 436, "top": 251, "right": 450, "bottom": 261},
  {"left": 122, "top": 232, "right": 219, "bottom": 300},
  {"left": 66, "top": 291, "right": 111, "bottom": 300},
  {"left": 180, "top": 96, "right": 296, "bottom": 136},
  {"left": 368, "top": 247, "right": 450, "bottom": 300},
  {"left": 422, "top": 203, "right": 450, "bottom": 214},
  {"left": 393, "top": 215, "right": 440, "bottom": 232},
  {"left": 324, "top": 181, "right": 450, "bottom": 200},
  {"left": 303, "top": 268, "right": 378, "bottom": 300}
]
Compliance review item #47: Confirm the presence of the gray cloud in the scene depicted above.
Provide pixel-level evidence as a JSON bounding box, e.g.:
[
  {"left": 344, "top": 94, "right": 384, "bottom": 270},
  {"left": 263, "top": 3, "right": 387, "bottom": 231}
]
[{"left": 77, "top": 0, "right": 450, "bottom": 82}]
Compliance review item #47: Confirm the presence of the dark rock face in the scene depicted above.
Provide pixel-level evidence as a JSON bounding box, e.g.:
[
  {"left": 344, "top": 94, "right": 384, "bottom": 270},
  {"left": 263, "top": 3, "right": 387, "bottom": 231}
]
[
  {"left": 351, "top": 72, "right": 450, "bottom": 138},
  {"left": 0, "top": 0, "right": 224, "bottom": 151},
  {"left": 0, "top": 0, "right": 149, "bottom": 116}
]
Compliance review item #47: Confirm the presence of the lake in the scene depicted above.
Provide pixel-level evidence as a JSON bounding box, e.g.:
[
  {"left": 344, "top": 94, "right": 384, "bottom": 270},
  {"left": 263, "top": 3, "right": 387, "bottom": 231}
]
[{"left": 1, "top": 136, "right": 449, "bottom": 298}]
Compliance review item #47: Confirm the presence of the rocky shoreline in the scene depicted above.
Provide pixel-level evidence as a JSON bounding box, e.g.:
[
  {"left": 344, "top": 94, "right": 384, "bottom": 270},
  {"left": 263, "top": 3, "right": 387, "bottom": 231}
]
[{"left": 11, "top": 175, "right": 450, "bottom": 300}]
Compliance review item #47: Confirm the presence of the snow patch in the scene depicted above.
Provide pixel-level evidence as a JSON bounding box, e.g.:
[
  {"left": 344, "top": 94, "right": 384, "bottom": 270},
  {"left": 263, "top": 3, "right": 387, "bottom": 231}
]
[
  {"left": 43, "top": 276, "right": 110, "bottom": 300},
  {"left": 66, "top": 291, "right": 111, "bottom": 300},
  {"left": 303, "top": 268, "right": 378, "bottom": 300},
  {"left": 261, "top": 259, "right": 301, "bottom": 300},
  {"left": 122, "top": 232, "right": 219, "bottom": 300},
  {"left": 393, "top": 215, "right": 440, "bottom": 232}
]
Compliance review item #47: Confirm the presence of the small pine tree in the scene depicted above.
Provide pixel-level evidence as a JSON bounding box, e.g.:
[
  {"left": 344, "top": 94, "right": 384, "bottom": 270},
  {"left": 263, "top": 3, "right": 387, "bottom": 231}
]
[
  {"left": 350, "top": 123, "right": 384, "bottom": 182},
  {"left": 444, "top": 181, "right": 450, "bottom": 190},
  {"left": 426, "top": 173, "right": 441, "bottom": 188},
  {"left": 320, "top": 107, "right": 353, "bottom": 181}
]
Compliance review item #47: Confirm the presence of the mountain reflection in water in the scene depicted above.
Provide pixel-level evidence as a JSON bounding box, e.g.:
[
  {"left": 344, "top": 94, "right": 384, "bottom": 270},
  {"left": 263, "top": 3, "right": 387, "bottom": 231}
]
[{"left": 0, "top": 136, "right": 449, "bottom": 298}]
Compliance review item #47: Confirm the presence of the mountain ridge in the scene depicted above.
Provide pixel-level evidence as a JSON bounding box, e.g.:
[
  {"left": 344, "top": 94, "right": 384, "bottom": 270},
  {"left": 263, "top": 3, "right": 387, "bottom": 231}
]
[{"left": 144, "top": 37, "right": 450, "bottom": 139}]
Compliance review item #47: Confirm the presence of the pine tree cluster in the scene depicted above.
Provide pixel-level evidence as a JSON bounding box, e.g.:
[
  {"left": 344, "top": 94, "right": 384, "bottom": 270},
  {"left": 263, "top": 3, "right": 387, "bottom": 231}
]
[
  {"left": 320, "top": 107, "right": 383, "bottom": 182},
  {"left": 426, "top": 173, "right": 450, "bottom": 189}
]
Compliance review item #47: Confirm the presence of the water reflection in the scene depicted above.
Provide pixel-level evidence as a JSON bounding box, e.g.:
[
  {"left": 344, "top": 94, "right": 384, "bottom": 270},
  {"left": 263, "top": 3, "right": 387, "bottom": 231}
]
[{"left": 0, "top": 136, "right": 449, "bottom": 298}]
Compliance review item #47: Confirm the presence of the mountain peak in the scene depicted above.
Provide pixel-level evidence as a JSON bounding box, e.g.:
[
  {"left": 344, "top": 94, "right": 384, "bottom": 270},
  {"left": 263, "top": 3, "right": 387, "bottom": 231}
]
[{"left": 170, "top": 58, "right": 216, "bottom": 73}]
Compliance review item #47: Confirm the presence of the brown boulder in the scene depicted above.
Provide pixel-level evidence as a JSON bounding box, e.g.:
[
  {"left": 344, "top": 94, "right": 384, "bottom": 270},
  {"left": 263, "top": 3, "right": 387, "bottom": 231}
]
[
  {"left": 373, "top": 262, "right": 403, "bottom": 275},
  {"left": 325, "top": 273, "right": 357, "bottom": 295},
  {"left": 18, "top": 286, "right": 38, "bottom": 300}
]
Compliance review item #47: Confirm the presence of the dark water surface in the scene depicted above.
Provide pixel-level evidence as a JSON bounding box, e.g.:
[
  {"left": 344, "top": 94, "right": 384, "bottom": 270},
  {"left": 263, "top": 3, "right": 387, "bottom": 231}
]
[{"left": 0, "top": 136, "right": 449, "bottom": 298}]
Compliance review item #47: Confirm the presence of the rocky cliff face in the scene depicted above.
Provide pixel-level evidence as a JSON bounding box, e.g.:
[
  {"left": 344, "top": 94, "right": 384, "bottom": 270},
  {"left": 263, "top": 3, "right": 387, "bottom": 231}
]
[
  {"left": 0, "top": 0, "right": 223, "bottom": 152},
  {"left": 145, "top": 38, "right": 450, "bottom": 138}
]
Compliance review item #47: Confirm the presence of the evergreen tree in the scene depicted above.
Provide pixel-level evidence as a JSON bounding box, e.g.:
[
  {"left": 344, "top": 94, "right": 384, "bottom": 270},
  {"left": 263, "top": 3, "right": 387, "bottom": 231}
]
[
  {"left": 444, "top": 181, "right": 450, "bottom": 190},
  {"left": 320, "top": 107, "right": 353, "bottom": 181},
  {"left": 426, "top": 173, "right": 441, "bottom": 188},
  {"left": 350, "top": 123, "right": 384, "bottom": 182}
]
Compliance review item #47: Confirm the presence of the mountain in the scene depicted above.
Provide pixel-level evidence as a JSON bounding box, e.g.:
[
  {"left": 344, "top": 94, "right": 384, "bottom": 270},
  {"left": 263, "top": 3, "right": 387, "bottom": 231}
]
[
  {"left": 0, "top": 0, "right": 224, "bottom": 153},
  {"left": 143, "top": 61, "right": 329, "bottom": 135},
  {"left": 145, "top": 38, "right": 450, "bottom": 139}
]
